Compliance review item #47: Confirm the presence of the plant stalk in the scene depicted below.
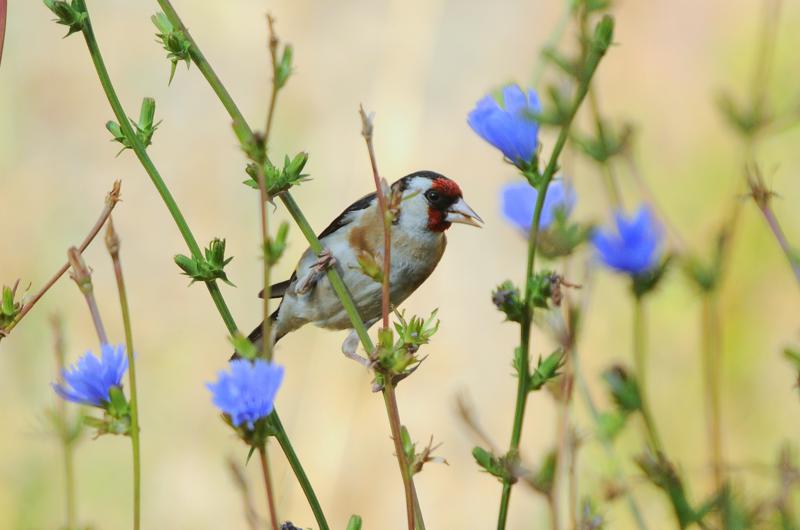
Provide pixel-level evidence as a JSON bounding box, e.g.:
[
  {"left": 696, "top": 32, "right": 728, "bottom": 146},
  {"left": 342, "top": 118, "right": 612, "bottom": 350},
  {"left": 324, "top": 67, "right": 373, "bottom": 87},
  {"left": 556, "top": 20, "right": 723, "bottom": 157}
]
[
  {"left": 633, "top": 296, "right": 663, "bottom": 453},
  {"left": 106, "top": 218, "right": 141, "bottom": 530},
  {"left": 359, "top": 106, "right": 423, "bottom": 530},
  {"left": 272, "top": 414, "right": 330, "bottom": 530},
  {"left": 497, "top": 18, "right": 613, "bottom": 528},
  {"left": 67, "top": 247, "right": 108, "bottom": 345},
  {"left": 52, "top": 316, "right": 78, "bottom": 529},
  {"left": 701, "top": 293, "right": 723, "bottom": 492},
  {"left": 75, "top": 0, "right": 238, "bottom": 335},
  {"left": 1, "top": 182, "right": 121, "bottom": 339},
  {"left": 67, "top": 4, "right": 327, "bottom": 528},
  {"left": 758, "top": 204, "right": 800, "bottom": 284},
  {"left": 573, "top": 352, "right": 649, "bottom": 530},
  {"left": 258, "top": 445, "right": 280, "bottom": 530}
]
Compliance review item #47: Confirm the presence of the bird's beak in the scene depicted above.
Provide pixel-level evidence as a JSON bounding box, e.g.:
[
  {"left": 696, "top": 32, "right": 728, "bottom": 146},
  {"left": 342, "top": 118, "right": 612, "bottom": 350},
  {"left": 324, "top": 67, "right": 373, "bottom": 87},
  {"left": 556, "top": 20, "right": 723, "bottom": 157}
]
[{"left": 445, "top": 198, "right": 484, "bottom": 228}]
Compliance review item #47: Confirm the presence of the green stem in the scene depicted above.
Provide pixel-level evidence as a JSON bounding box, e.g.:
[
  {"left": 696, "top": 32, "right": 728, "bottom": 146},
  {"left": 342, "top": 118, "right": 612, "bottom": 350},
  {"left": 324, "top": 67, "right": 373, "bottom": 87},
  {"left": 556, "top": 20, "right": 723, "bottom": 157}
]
[
  {"left": 153, "top": 7, "right": 430, "bottom": 530},
  {"left": 633, "top": 296, "right": 663, "bottom": 453},
  {"left": 107, "top": 220, "right": 141, "bottom": 530},
  {"left": 572, "top": 349, "right": 649, "bottom": 530},
  {"left": 157, "top": 0, "right": 374, "bottom": 350},
  {"left": 75, "top": 0, "right": 238, "bottom": 335},
  {"left": 586, "top": 87, "right": 622, "bottom": 210},
  {"left": 272, "top": 414, "right": 331, "bottom": 530},
  {"left": 701, "top": 293, "right": 723, "bottom": 491},
  {"left": 280, "top": 194, "right": 373, "bottom": 348},
  {"left": 53, "top": 318, "right": 78, "bottom": 529},
  {"left": 497, "top": 18, "right": 613, "bottom": 530},
  {"left": 531, "top": 0, "right": 573, "bottom": 86},
  {"left": 69, "top": 4, "right": 328, "bottom": 528}
]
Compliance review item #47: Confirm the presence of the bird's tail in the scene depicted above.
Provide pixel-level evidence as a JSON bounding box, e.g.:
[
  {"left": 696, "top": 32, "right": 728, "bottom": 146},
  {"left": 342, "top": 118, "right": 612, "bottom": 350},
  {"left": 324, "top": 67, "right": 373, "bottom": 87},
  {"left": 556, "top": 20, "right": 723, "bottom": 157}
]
[{"left": 230, "top": 308, "right": 281, "bottom": 360}]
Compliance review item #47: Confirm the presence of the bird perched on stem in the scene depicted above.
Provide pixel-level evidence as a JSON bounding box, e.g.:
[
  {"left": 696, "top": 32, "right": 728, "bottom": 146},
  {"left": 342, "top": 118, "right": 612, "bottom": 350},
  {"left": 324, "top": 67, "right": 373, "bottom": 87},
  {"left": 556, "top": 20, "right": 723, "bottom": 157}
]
[{"left": 246, "top": 170, "right": 482, "bottom": 361}]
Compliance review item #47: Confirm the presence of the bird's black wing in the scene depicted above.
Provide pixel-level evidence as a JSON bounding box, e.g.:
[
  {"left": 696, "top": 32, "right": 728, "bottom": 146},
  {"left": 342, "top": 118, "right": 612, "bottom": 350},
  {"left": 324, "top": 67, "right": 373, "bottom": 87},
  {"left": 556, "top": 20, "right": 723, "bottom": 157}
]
[
  {"left": 258, "top": 275, "right": 296, "bottom": 299},
  {"left": 317, "top": 191, "right": 376, "bottom": 240},
  {"left": 257, "top": 191, "right": 376, "bottom": 299}
]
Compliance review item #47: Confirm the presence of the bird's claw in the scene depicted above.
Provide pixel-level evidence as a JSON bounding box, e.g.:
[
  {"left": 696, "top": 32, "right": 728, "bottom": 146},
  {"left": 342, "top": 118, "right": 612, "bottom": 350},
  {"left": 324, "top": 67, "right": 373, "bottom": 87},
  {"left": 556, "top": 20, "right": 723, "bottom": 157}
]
[
  {"left": 341, "top": 328, "right": 372, "bottom": 368},
  {"left": 296, "top": 249, "right": 337, "bottom": 295}
]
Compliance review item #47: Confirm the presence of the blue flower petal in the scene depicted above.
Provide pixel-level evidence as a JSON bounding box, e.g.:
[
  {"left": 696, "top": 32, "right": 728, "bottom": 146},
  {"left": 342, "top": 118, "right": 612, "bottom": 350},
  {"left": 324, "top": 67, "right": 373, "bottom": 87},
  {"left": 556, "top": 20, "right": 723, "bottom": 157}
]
[
  {"left": 207, "top": 359, "right": 285, "bottom": 429},
  {"left": 592, "top": 205, "right": 663, "bottom": 275},
  {"left": 52, "top": 344, "right": 128, "bottom": 407},
  {"left": 501, "top": 180, "right": 576, "bottom": 232},
  {"left": 468, "top": 85, "right": 541, "bottom": 168}
]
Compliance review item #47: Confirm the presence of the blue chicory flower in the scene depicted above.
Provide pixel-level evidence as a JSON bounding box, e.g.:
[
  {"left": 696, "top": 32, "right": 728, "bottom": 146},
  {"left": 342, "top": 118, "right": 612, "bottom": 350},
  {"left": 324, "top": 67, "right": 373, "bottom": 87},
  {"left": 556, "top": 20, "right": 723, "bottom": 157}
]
[
  {"left": 52, "top": 344, "right": 128, "bottom": 407},
  {"left": 501, "top": 180, "right": 576, "bottom": 232},
  {"left": 591, "top": 206, "right": 663, "bottom": 275},
  {"left": 207, "top": 359, "right": 285, "bottom": 429},
  {"left": 468, "top": 84, "right": 541, "bottom": 168}
]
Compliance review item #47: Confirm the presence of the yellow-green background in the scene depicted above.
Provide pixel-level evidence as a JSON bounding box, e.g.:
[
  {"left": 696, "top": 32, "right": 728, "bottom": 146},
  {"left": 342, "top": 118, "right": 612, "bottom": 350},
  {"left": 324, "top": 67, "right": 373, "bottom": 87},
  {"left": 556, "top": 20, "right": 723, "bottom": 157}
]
[{"left": 0, "top": 0, "right": 798, "bottom": 528}]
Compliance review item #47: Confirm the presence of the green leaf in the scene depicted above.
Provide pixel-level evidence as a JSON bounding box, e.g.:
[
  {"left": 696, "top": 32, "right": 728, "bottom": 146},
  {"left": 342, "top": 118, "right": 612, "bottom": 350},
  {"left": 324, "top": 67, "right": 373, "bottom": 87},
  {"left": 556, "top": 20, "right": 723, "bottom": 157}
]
[
  {"left": 106, "top": 98, "right": 161, "bottom": 153},
  {"left": 174, "top": 238, "right": 235, "bottom": 286},
  {"left": 591, "top": 15, "right": 615, "bottom": 55},
  {"left": 472, "top": 447, "right": 515, "bottom": 483},
  {"left": 528, "top": 450, "right": 557, "bottom": 495},
  {"left": 596, "top": 411, "right": 628, "bottom": 441},
  {"left": 1, "top": 286, "right": 14, "bottom": 316},
  {"left": 528, "top": 350, "right": 565, "bottom": 392},
  {"left": 244, "top": 152, "right": 310, "bottom": 196},
  {"left": 400, "top": 425, "right": 414, "bottom": 461},
  {"left": 275, "top": 44, "right": 293, "bottom": 89},
  {"left": 151, "top": 12, "right": 192, "bottom": 84},
  {"left": 346, "top": 515, "right": 363, "bottom": 530},
  {"left": 602, "top": 365, "right": 641, "bottom": 414},
  {"left": 631, "top": 255, "right": 672, "bottom": 298},
  {"left": 264, "top": 222, "right": 289, "bottom": 265},
  {"left": 43, "top": 0, "right": 87, "bottom": 37},
  {"left": 230, "top": 333, "right": 258, "bottom": 361}
]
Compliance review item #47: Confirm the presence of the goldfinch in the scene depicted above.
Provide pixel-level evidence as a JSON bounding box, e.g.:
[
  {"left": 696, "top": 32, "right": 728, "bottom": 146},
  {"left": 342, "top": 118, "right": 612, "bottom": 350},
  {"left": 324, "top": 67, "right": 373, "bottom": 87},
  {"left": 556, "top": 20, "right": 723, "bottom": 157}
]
[{"left": 248, "top": 170, "right": 482, "bottom": 358}]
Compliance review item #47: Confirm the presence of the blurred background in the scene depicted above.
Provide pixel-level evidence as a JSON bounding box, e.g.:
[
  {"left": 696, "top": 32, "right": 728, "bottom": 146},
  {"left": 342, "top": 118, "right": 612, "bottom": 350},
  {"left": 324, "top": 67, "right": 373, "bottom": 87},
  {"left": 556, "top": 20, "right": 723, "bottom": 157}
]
[{"left": 1, "top": 0, "right": 799, "bottom": 528}]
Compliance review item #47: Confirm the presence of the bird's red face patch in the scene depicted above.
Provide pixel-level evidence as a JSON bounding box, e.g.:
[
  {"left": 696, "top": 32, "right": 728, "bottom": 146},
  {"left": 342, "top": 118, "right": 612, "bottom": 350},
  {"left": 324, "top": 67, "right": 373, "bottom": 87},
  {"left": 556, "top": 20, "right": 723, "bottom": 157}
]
[
  {"left": 431, "top": 177, "right": 462, "bottom": 198},
  {"left": 426, "top": 177, "right": 463, "bottom": 232}
]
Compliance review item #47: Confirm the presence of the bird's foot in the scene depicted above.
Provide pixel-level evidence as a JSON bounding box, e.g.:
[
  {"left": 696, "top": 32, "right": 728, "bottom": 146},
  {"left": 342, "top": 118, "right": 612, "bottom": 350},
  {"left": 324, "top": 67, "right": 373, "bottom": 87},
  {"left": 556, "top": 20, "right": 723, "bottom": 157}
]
[
  {"left": 341, "top": 329, "right": 371, "bottom": 368},
  {"left": 296, "top": 249, "right": 337, "bottom": 295}
]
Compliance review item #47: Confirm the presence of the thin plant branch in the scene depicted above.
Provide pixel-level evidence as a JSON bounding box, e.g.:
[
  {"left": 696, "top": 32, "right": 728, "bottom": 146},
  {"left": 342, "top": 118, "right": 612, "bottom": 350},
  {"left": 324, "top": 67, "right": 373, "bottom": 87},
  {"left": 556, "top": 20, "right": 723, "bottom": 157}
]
[
  {"left": 359, "top": 106, "right": 424, "bottom": 530},
  {"left": 227, "top": 457, "right": 262, "bottom": 530},
  {"left": 0, "top": 0, "right": 6, "bottom": 66},
  {"left": 497, "top": 17, "right": 613, "bottom": 529},
  {"left": 258, "top": 445, "right": 280, "bottom": 530},
  {"left": 105, "top": 218, "right": 142, "bottom": 530},
  {"left": 51, "top": 315, "right": 78, "bottom": 530},
  {"left": 1, "top": 180, "right": 121, "bottom": 339},
  {"left": 63, "top": 4, "right": 328, "bottom": 528},
  {"left": 67, "top": 247, "right": 107, "bottom": 345},
  {"left": 747, "top": 166, "right": 800, "bottom": 284},
  {"left": 701, "top": 292, "right": 723, "bottom": 493}
]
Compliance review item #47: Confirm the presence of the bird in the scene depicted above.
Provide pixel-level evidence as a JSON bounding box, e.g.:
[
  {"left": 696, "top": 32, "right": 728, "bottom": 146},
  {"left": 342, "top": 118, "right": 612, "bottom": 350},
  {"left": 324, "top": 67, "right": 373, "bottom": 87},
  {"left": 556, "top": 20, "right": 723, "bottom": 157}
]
[{"left": 245, "top": 170, "right": 482, "bottom": 361}]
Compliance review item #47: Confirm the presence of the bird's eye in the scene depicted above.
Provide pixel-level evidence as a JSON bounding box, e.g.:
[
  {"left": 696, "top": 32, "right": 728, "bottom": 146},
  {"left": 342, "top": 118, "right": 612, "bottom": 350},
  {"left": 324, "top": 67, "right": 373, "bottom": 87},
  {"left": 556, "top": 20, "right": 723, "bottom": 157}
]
[{"left": 425, "top": 190, "right": 441, "bottom": 203}]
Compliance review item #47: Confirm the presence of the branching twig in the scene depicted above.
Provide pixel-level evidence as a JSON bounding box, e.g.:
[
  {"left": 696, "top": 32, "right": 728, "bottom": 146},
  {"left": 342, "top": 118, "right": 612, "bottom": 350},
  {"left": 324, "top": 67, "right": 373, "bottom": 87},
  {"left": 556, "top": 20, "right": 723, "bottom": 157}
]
[
  {"left": 67, "top": 247, "right": 107, "bottom": 345},
  {"left": 747, "top": 166, "right": 800, "bottom": 284},
  {"left": 358, "top": 106, "right": 424, "bottom": 530},
  {"left": 0, "top": 0, "right": 7, "bottom": 66},
  {"left": 1, "top": 181, "right": 121, "bottom": 340},
  {"left": 258, "top": 445, "right": 279, "bottom": 530}
]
